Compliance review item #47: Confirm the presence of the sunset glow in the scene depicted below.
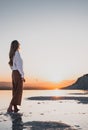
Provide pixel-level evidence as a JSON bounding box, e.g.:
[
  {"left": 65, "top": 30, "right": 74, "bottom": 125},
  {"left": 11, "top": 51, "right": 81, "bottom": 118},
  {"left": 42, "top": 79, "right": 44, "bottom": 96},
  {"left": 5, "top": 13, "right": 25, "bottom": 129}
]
[{"left": 0, "top": 0, "right": 88, "bottom": 89}]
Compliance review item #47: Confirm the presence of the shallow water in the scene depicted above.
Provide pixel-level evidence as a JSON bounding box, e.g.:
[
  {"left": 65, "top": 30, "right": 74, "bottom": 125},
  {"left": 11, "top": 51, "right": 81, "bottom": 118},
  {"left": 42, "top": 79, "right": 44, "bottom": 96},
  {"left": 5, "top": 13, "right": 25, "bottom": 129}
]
[{"left": 0, "top": 90, "right": 88, "bottom": 130}]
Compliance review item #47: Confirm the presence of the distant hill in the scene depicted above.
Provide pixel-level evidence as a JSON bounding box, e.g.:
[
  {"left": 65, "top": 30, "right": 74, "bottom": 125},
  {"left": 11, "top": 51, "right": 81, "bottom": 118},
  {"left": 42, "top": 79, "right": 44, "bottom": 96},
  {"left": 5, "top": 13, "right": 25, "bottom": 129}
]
[
  {"left": 0, "top": 82, "right": 12, "bottom": 90},
  {"left": 63, "top": 74, "right": 88, "bottom": 90}
]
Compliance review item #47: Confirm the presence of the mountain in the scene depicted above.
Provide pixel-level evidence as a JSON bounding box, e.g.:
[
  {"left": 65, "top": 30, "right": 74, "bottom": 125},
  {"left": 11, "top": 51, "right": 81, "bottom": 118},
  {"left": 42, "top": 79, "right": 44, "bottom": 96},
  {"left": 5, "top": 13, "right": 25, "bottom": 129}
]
[{"left": 63, "top": 74, "right": 88, "bottom": 90}]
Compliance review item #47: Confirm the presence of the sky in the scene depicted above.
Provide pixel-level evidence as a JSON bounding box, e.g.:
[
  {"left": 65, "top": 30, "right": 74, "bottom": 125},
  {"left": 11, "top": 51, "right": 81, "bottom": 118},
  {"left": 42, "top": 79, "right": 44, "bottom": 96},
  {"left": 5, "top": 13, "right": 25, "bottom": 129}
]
[{"left": 0, "top": 0, "right": 88, "bottom": 84}]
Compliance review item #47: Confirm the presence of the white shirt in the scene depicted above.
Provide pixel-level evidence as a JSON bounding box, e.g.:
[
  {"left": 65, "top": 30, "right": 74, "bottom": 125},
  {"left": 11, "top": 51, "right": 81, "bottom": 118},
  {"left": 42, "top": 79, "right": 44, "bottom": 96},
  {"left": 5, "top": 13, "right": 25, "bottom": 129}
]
[{"left": 11, "top": 50, "right": 24, "bottom": 78}]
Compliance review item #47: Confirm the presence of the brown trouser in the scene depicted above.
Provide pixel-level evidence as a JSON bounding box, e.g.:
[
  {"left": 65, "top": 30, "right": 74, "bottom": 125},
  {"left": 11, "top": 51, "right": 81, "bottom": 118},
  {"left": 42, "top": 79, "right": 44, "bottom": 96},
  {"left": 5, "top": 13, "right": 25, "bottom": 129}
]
[{"left": 10, "top": 70, "right": 23, "bottom": 105}]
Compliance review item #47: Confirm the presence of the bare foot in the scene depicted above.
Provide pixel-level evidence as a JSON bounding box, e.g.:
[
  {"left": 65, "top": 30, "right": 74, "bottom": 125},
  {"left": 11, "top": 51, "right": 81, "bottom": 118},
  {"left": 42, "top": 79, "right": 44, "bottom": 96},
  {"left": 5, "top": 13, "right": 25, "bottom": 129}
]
[
  {"left": 14, "top": 108, "right": 20, "bottom": 113},
  {"left": 14, "top": 105, "right": 20, "bottom": 113}
]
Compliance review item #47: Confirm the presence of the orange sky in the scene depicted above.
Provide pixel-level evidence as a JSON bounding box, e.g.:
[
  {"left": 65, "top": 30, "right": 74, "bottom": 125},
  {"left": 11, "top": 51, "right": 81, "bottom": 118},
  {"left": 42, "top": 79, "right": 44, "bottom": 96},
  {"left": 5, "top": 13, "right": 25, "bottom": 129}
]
[
  {"left": 0, "top": 74, "right": 76, "bottom": 89},
  {"left": 0, "top": 0, "right": 88, "bottom": 86},
  {"left": 0, "top": 71, "right": 76, "bottom": 89},
  {"left": 0, "top": 76, "right": 76, "bottom": 90}
]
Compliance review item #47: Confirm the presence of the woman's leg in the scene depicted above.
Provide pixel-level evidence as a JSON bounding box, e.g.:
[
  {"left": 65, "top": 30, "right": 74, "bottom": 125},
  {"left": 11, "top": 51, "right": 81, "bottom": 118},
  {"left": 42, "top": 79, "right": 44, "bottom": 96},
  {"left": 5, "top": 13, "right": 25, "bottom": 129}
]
[
  {"left": 10, "top": 70, "right": 23, "bottom": 112},
  {"left": 7, "top": 103, "right": 13, "bottom": 112}
]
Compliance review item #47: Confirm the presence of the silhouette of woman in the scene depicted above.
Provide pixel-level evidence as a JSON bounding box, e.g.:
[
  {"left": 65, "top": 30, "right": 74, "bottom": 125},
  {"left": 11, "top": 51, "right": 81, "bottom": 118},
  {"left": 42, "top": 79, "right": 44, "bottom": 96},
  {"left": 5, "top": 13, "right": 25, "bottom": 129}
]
[{"left": 7, "top": 40, "right": 25, "bottom": 113}]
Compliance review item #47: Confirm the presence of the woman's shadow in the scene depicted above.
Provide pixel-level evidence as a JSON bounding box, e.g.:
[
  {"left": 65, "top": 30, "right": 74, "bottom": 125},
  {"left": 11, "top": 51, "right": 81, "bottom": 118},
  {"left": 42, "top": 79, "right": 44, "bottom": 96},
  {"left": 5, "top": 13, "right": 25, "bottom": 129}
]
[{"left": 9, "top": 112, "right": 23, "bottom": 130}]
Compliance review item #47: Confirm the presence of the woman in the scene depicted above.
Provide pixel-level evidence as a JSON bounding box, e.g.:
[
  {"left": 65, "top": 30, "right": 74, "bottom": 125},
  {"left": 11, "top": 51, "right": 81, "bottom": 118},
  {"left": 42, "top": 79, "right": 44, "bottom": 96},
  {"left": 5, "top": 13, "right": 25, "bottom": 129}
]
[{"left": 7, "top": 40, "right": 25, "bottom": 113}]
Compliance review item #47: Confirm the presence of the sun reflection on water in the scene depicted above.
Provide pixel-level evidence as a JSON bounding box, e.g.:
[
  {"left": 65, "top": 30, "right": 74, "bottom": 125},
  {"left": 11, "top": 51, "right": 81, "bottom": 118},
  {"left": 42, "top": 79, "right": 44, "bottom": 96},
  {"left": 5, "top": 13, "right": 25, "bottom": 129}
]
[{"left": 50, "top": 89, "right": 67, "bottom": 97}]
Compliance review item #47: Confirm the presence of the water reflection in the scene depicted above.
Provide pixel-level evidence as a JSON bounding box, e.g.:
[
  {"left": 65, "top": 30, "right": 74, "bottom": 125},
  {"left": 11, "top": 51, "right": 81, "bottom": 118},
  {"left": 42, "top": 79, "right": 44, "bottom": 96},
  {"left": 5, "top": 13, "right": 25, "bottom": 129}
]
[
  {"left": 27, "top": 96, "right": 88, "bottom": 104},
  {"left": 23, "top": 121, "right": 74, "bottom": 130},
  {"left": 9, "top": 113, "right": 23, "bottom": 130}
]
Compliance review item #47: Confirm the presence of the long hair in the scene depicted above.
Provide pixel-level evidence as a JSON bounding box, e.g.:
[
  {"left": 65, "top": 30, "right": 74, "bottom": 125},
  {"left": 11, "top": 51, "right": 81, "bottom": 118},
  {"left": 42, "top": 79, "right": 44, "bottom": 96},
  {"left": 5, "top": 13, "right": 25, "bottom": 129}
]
[{"left": 8, "top": 40, "right": 19, "bottom": 66}]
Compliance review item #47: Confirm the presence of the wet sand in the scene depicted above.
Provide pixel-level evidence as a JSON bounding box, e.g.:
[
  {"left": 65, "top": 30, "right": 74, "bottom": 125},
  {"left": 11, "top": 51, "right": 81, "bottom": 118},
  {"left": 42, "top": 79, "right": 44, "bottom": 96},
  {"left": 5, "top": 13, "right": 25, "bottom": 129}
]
[
  {"left": 0, "top": 111, "right": 76, "bottom": 130},
  {"left": 0, "top": 90, "right": 88, "bottom": 130}
]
